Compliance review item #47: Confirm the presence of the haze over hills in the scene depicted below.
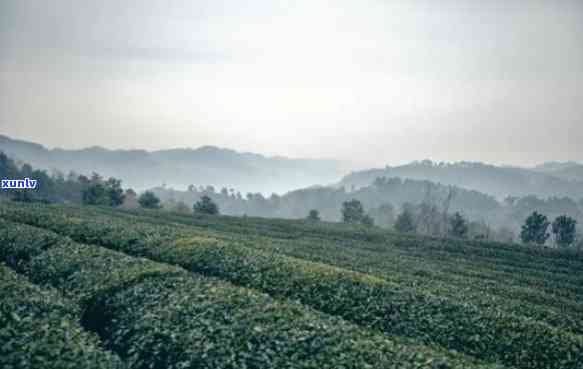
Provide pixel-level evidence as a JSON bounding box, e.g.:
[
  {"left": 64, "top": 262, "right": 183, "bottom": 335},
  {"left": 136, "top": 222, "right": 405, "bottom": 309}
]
[
  {"left": 3, "top": 134, "right": 583, "bottom": 201},
  {"left": 0, "top": 135, "right": 351, "bottom": 194},
  {"left": 340, "top": 160, "right": 583, "bottom": 200},
  {"left": 532, "top": 162, "right": 583, "bottom": 182}
]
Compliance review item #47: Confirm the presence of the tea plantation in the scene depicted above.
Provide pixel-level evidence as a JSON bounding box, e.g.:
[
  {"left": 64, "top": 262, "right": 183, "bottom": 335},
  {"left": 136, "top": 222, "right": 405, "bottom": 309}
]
[{"left": 1, "top": 201, "right": 582, "bottom": 369}]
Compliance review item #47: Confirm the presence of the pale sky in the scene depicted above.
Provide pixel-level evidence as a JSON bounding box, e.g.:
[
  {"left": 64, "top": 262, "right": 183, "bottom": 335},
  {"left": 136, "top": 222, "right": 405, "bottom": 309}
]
[{"left": 1, "top": 0, "right": 582, "bottom": 167}]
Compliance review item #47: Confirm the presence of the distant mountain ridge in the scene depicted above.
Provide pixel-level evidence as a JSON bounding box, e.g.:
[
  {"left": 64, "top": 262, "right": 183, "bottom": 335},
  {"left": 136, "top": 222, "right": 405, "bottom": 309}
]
[
  {"left": 340, "top": 160, "right": 583, "bottom": 200},
  {"left": 532, "top": 161, "right": 583, "bottom": 182},
  {"left": 0, "top": 135, "right": 351, "bottom": 194},
  {"left": 2, "top": 135, "right": 582, "bottom": 200}
]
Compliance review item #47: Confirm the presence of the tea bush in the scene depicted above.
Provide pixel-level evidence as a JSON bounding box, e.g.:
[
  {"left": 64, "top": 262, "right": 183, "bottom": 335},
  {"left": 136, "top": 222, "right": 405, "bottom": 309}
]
[
  {"left": 0, "top": 264, "right": 125, "bottom": 369},
  {"left": 0, "top": 221, "right": 496, "bottom": 369},
  {"left": 2, "top": 204, "right": 582, "bottom": 369}
]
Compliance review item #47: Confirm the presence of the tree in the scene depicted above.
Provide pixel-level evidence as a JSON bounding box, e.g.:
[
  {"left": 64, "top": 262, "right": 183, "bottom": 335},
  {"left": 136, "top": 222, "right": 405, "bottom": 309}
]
[
  {"left": 341, "top": 199, "right": 365, "bottom": 224},
  {"left": 105, "top": 177, "right": 125, "bottom": 206},
  {"left": 551, "top": 215, "right": 577, "bottom": 248},
  {"left": 81, "top": 176, "right": 125, "bottom": 206},
  {"left": 449, "top": 212, "right": 468, "bottom": 238},
  {"left": 306, "top": 209, "right": 320, "bottom": 222},
  {"left": 0, "top": 151, "right": 18, "bottom": 179},
  {"left": 417, "top": 202, "right": 441, "bottom": 236},
  {"left": 90, "top": 172, "right": 103, "bottom": 183},
  {"left": 368, "top": 203, "right": 395, "bottom": 228},
  {"left": 575, "top": 234, "right": 583, "bottom": 253},
  {"left": 394, "top": 208, "right": 416, "bottom": 233},
  {"left": 361, "top": 214, "right": 374, "bottom": 227},
  {"left": 520, "top": 211, "right": 550, "bottom": 245},
  {"left": 441, "top": 186, "right": 457, "bottom": 236},
  {"left": 82, "top": 183, "right": 109, "bottom": 205},
  {"left": 193, "top": 195, "right": 219, "bottom": 215},
  {"left": 121, "top": 188, "right": 139, "bottom": 209},
  {"left": 138, "top": 191, "right": 161, "bottom": 209},
  {"left": 12, "top": 190, "right": 36, "bottom": 203}
]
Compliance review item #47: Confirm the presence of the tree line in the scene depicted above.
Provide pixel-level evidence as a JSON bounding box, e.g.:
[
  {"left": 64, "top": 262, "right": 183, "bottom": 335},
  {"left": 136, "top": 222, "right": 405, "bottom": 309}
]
[
  {"left": 151, "top": 176, "right": 583, "bottom": 245},
  {"left": 0, "top": 151, "right": 222, "bottom": 216},
  {"left": 2, "top": 151, "right": 580, "bottom": 248},
  {"left": 323, "top": 197, "right": 578, "bottom": 248}
]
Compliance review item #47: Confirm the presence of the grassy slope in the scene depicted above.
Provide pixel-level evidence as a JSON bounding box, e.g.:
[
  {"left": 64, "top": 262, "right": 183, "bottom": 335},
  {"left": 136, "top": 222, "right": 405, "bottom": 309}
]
[
  {"left": 62, "top": 205, "right": 583, "bottom": 334},
  {"left": 1, "top": 202, "right": 582, "bottom": 369},
  {"left": 0, "top": 218, "right": 500, "bottom": 369},
  {"left": 0, "top": 263, "right": 125, "bottom": 369},
  {"left": 116, "top": 208, "right": 583, "bottom": 328}
]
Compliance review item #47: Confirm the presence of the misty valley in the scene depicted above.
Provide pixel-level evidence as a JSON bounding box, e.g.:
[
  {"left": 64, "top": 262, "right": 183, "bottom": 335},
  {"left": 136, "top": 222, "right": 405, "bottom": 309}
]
[{"left": 2, "top": 134, "right": 583, "bottom": 247}]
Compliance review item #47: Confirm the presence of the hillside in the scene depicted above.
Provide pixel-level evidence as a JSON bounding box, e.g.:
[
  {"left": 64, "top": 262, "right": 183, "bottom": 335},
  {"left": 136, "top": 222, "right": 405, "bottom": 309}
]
[
  {"left": 340, "top": 160, "right": 583, "bottom": 199},
  {"left": 1, "top": 201, "right": 582, "bottom": 369},
  {"left": 153, "top": 176, "right": 502, "bottom": 222},
  {"left": 152, "top": 177, "right": 583, "bottom": 239},
  {"left": 0, "top": 135, "right": 350, "bottom": 194},
  {"left": 533, "top": 162, "right": 583, "bottom": 182},
  {"left": 2, "top": 141, "right": 582, "bottom": 242}
]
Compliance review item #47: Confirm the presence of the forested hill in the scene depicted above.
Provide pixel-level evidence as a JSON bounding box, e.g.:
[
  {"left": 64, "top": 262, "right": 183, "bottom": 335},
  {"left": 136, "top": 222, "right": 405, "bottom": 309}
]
[
  {"left": 340, "top": 160, "right": 583, "bottom": 199},
  {"left": 153, "top": 176, "right": 498, "bottom": 220},
  {"left": 153, "top": 175, "right": 583, "bottom": 242},
  {"left": 0, "top": 135, "right": 349, "bottom": 194}
]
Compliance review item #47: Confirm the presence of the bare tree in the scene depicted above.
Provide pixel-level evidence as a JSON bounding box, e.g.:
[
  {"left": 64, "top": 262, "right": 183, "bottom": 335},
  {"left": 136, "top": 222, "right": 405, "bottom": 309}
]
[
  {"left": 414, "top": 183, "right": 439, "bottom": 236},
  {"left": 441, "top": 186, "right": 457, "bottom": 237}
]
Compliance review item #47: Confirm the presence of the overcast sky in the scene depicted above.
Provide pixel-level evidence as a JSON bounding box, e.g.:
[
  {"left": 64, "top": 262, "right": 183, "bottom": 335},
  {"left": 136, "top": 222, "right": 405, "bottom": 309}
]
[{"left": 1, "top": 0, "right": 582, "bottom": 167}]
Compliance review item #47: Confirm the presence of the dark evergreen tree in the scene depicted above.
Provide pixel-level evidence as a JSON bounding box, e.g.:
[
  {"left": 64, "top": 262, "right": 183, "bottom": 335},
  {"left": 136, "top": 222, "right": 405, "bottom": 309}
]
[
  {"left": 551, "top": 215, "right": 577, "bottom": 247},
  {"left": 193, "top": 195, "right": 219, "bottom": 215},
  {"left": 520, "top": 211, "right": 550, "bottom": 245},
  {"left": 449, "top": 212, "right": 469, "bottom": 238},
  {"left": 105, "top": 177, "right": 125, "bottom": 206},
  {"left": 307, "top": 209, "right": 320, "bottom": 222},
  {"left": 342, "top": 199, "right": 365, "bottom": 224}
]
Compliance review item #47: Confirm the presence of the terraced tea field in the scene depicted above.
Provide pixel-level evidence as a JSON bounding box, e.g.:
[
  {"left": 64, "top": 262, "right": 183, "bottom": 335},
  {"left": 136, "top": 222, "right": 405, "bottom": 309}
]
[{"left": 1, "top": 201, "right": 582, "bottom": 369}]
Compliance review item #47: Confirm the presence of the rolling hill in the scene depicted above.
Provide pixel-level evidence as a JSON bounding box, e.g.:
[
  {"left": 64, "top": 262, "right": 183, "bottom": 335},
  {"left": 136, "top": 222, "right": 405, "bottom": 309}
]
[
  {"left": 340, "top": 160, "right": 583, "bottom": 199},
  {"left": 533, "top": 162, "right": 583, "bottom": 182},
  {"left": 0, "top": 135, "right": 350, "bottom": 194},
  {"left": 1, "top": 200, "right": 582, "bottom": 368}
]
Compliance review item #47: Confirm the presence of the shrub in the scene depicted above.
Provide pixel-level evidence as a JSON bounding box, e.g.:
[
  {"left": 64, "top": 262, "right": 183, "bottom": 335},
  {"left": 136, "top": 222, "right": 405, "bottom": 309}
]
[
  {"left": 0, "top": 226, "right": 480, "bottom": 369},
  {"left": 3, "top": 202, "right": 583, "bottom": 369},
  {"left": 26, "top": 242, "right": 182, "bottom": 308},
  {"left": 0, "top": 219, "right": 67, "bottom": 272},
  {"left": 0, "top": 264, "right": 124, "bottom": 369}
]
